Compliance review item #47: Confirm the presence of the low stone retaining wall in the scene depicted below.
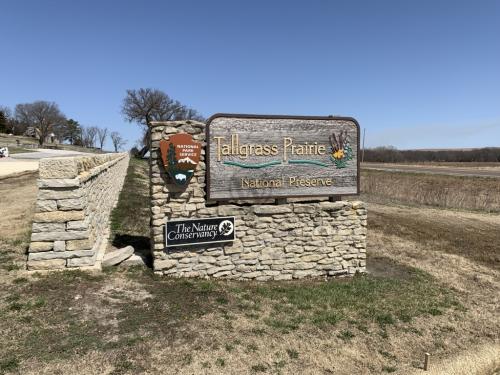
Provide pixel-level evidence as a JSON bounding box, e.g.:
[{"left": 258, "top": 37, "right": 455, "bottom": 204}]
[
  {"left": 27, "top": 153, "right": 129, "bottom": 270},
  {"left": 150, "top": 121, "right": 367, "bottom": 280}
]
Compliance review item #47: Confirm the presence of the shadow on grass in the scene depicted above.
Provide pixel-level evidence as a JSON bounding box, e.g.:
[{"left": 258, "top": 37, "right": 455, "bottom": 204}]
[{"left": 112, "top": 234, "right": 152, "bottom": 267}]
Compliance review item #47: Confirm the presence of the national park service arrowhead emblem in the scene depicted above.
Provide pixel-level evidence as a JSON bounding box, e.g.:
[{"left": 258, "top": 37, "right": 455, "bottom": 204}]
[{"left": 159, "top": 134, "right": 201, "bottom": 186}]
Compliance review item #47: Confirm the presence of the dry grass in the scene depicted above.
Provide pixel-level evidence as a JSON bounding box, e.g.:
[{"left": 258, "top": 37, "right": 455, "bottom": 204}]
[
  {"left": 367, "top": 204, "right": 500, "bottom": 375},
  {"left": 0, "top": 173, "right": 37, "bottom": 239},
  {"left": 364, "top": 162, "right": 500, "bottom": 168},
  {"left": 407, "top": 342, "right": 500, "bottom": 375},
  {"left": 0, "top": 133, "right": 39, "bottom": 146},
  {"left": 0, "top": 173, "right": 37, "bottom": 275},
  {"left": 361, "top": 169, "right": 500, "bottom": 212},
  {"left": 368, "top": 204, "right": 500, "bottom": 269}
]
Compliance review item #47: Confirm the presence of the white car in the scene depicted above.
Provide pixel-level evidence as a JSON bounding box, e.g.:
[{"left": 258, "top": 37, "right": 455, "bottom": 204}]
[{"left": 0, "top": 147, "right": 9, "bottom": 158}]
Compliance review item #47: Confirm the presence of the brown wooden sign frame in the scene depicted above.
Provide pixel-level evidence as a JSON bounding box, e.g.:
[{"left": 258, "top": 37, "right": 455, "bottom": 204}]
[{"left": 205, "top": 113, "right": 361, "bottom": 201}]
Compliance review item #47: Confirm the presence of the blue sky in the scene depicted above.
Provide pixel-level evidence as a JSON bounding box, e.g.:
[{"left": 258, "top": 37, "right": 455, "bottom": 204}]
[{"left": 1, "top": 0, "right": 499, "bottom": 150}]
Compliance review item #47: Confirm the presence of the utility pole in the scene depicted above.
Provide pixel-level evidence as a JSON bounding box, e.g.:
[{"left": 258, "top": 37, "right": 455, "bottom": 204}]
[{"left": 361, "top": 128, "right": 366, "bottom": 163}]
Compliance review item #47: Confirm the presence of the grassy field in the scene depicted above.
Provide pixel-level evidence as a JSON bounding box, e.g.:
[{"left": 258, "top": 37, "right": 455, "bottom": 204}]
[
  {"left": 0, "top": 133, "right": 39, "bottom": 145},
  {"left": 361, "top": 169, "right": 500, "bottom": 212},
  {"left": 363, "top": 162, "right": 500, "bottom": 168},
  {"left": 0, "top": 160, "right": 498, "bottom": 374}
]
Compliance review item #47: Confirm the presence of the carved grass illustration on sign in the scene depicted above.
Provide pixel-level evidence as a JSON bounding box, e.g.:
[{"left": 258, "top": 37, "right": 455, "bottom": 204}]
[
  {"left": 207, "top": 114, "right": 360, "bottom": 200},
  {"left": 159, "top": 133, "right": 201, "bottom": 185},
  {"left": 329, "top": 130, "right": 353, "bottom": 169}
]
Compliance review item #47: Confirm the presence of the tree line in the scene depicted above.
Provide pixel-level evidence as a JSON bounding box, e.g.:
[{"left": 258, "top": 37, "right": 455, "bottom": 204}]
[
  {"left": 363, "top": 146, "right": 500, "bottom": 163},
  {"left": 1, "top": 88, "right": 204, "bottom": 155},
  {"left": 0, "top": 101, "right": 126, "bottom": 151}
]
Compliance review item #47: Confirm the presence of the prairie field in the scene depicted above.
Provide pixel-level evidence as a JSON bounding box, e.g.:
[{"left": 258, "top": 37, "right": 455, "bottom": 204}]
[
  {"left": 0, "top": 159, "right": 498, "bottom": 374},
  {"left": 361, "top": 168, "right": 500, "bottom": 212}
]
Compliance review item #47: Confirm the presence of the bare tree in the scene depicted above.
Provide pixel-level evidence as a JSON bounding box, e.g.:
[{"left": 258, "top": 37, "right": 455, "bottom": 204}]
[
  {"left": 15, "top": 101, "right": 66, "bottom": 145},
  {"left": 81, "top": 126, "right": 98, "bottom": 148},
  {"left": 174, "top": 106, "right": 204, "bottom": 121},
  {"left": 97, "top": 127, "right": 108, "bottom": 150},
  {"left": 121, "top": 88, "right": 204, "bottom": 156},
  {"left": 0, "top": 106, "right": 11, "bottom": 117},
  {"left": 110, "top": 131, "right": 126, "bottom": 152},
  {"left": 88, "top": 126, "right": 98, "bottom": 148}
]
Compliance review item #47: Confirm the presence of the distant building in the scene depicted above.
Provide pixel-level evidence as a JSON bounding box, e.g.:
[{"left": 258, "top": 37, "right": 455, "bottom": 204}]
[
  {"left": 24, "top": 127, "right": 60, "bottom": 144},
  {"left": 25, "top": 126, "right": 37, "bottom": 137}
]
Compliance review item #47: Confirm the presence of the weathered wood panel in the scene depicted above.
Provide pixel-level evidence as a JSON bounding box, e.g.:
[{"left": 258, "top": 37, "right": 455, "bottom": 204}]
[{"left": 206, "top": 114, "right": 360, "bottom": 200}]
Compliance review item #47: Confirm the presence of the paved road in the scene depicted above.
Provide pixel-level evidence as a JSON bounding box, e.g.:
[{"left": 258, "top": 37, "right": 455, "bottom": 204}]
[
  {"left": 0, "top": 158, "right": 39, "bottom": 177},
  {"left": 362, "top": 163, "right": 500, "bottom": 178},
  {"left": 10, "top": 148, "right": 88, "bottom": 160},
  {"left": 1, "top": 149, "right": 91, "bottom": 177}
]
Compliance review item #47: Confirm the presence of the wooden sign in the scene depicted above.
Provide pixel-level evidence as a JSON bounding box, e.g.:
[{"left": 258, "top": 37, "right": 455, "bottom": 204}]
[
  {"left": 165, "top": 217, "right": 235, "bottom": 247},
  {"left": 206, "top": 114, "right": 359, "bottom": 200},
  {"left": 160, "top": 133, "right": 201, "bottom": 186}
]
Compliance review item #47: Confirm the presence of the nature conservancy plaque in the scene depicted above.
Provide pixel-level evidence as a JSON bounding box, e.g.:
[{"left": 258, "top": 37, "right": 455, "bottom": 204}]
[
  {"left": 165, "top": 217, "right": 235, "bottom": 247},
  {"left": 206, "top": 114, "right": 360, "bottom": 200}
]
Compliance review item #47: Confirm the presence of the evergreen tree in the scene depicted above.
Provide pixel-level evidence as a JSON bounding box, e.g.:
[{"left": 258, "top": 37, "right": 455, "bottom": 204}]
[
  {"left": 0, "top": 111, "right": 7, "bottom": 133},
  {"left": 63, "top": 119, "right": 82, "bottom": 144}
]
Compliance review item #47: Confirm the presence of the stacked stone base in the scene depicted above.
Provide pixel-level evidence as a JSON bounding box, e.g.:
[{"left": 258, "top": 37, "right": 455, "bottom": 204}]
[
  {"left": 27, "top": 153, "right": 129, "bottom": 270},
  {"left": 150, "top": 120, "right": 367, "bottom": 281},
  {"left": 153, "top": 201, "right": 367, "bottom": 280}
]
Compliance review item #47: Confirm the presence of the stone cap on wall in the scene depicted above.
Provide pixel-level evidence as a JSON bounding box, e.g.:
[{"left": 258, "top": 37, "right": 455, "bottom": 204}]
[
  {"left": 39, "top": 153, "right": 128, "bottom": 181},
  {"left": 150, "top": 120, "right": 205, "bottom": 127},
  {"left": 149, "top": 120, "right": 206, "bottom": 136}
]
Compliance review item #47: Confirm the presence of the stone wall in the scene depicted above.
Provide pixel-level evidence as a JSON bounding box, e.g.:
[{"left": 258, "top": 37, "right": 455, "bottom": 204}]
[
  {"left": 150, "top": 121, "right": 367, "bottom": 280},
  {"left": 27, "top": 153, "right": 129, "bottom": 270}
]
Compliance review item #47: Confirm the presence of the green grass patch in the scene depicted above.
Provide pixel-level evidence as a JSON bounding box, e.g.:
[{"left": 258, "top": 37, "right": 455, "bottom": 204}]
[
  {"left": 215, "top": 358, "right": 226, "bottom": 367},
  {"left": 0, "top": 261, "right": 461, "bottom": 371},
  {"left": 251, "top": 363, "right": 267, "bottom": 372},
  {"left": 379, "top": 350, "right": 397, "bottom": 360},
  {"left": 251, "top": 268, "right": 459, "bottom": 332},
  {"left": 382, "top": 365, "right": 397, "bottom": 373},
  {"left": 0, "top": 267, "right": 231, "bottom": 370},
  {"left": 0, "top": 356, "right": 19, "bottom": 373},
  {"left": 286, "top": 349, "right": 299, "bottom": 359},
  {"left": 110, "top": 158, "right": 150, "bottom": 253},
  {"left": 337, "top": 329, "right": 355, "bottom": 341}
]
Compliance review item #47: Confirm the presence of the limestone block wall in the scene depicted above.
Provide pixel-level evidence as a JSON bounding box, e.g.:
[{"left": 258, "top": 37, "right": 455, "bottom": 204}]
[
  {"left": 150, "top": 121, "right": 367, "bottom": 280},
  {"left": 27, "top": 153, "right": 129, "bottom": 270}
]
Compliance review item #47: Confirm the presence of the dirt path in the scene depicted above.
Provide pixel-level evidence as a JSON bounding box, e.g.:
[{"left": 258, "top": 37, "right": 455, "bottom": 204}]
[{"left": 0, "top": 159, "right": 39, "bottom": 177}]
